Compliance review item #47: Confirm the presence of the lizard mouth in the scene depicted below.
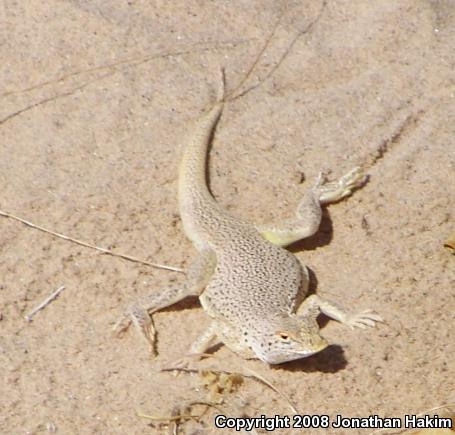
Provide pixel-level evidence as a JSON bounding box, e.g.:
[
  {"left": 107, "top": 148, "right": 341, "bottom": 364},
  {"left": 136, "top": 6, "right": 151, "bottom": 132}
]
[
  {"left": 261, "top": 341, "right": 329, "bottom": 364},
  {"left": 299, "top": 338, "right": 329, "bottom": 356}
]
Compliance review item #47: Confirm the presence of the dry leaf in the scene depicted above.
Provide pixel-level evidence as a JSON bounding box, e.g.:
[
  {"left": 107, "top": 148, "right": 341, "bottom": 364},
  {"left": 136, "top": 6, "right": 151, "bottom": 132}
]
[{"left": 444, "top": 231, "right": 455, "bottom": 251}]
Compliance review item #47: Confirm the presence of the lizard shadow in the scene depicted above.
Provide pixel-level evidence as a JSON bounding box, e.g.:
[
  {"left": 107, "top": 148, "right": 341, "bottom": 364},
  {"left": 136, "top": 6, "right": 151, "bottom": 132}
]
[
  {"left": 288, "top": 208, "right": 334, "bottom": 252},
  {"left": 274, "top": 267, "right": 348, "bottom": 373},
  {"left": 159, "top": 294, "right": 348, "bottom": 374},
  {"left": 157, "top": 208, "right": 348, "bottom": 372},
  {"left": 279, "top": 211, "right": 349, "bottom": 373},
  {"left": 157, "top": 209, "right": 333, "bottom": 316},
  {"left": 159, "top": 295, "right": 201, "bottom": 312},
  {"left": 272, "top": 344, "right": 348, "bottom": 373}
]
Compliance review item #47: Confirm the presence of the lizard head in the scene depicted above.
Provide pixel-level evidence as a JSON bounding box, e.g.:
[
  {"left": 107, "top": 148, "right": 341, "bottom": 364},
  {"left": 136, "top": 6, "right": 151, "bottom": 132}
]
[{"left": 249, "top": 312, "right": 328, "bottom": 364}]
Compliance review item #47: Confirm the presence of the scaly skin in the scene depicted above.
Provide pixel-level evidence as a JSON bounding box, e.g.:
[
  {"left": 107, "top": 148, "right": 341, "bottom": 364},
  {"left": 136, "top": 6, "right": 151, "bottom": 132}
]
[{"left": 114, "top": 78, "right": 382, "bottom": 364}]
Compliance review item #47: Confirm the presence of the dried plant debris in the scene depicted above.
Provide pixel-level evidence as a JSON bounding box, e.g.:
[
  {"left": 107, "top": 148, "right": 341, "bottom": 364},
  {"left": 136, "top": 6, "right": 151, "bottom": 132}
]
[
  {"left": 162, "top": 362, "right": 298, "bottom": 413},
  {"left": 24, "top": 285, "right": 65, "bottom": 321},
  {"left": 137, "top": 403, "right": 209, "bottom": 434},
  {"left": 0, "top": 209, "right": 183, "bottom": 272},
  {"left": 138, "top": 365, "right": 281, "bottom": 433},
  {"left": 138, "top": 396, "right": 253, "bottom": 434},
  {"left": 444, "top": 231, "right": 455, "bottom": 252},
  {"left": 200, "top": 370, "right": 244, "bottom": 403}
]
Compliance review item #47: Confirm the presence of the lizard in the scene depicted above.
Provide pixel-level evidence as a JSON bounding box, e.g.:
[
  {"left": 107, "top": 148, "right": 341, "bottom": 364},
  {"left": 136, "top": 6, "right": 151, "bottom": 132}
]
[{"left": 114, "top": 74, "right": 382, "bottom": 365}]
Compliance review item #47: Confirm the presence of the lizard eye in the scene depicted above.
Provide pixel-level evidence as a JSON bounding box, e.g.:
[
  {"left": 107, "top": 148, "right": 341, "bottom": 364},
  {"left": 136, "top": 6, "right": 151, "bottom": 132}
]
[{"left": 277, "top": 331, "right": 290, "bottom": 340}]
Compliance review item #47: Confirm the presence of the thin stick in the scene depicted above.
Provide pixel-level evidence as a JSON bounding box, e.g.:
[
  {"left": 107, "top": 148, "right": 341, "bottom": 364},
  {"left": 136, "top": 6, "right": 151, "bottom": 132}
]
[
  {"left": 241, "top": 366, "right": 299, "bottom": 414},
  {"left": 0, "top": 210, "right": 183, "bottom": 273},
  {"left": 25, "top": 285, "right": 65, "bottom": 321},
  {"left": 136, "top": 411, "right": 200, "bottom": 422}
]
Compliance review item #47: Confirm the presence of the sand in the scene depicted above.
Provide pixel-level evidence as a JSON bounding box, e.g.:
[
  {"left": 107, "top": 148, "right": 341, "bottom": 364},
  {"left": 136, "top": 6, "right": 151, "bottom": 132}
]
[{"left": 1, "top": 1, "right": 454, "bottom": 433}]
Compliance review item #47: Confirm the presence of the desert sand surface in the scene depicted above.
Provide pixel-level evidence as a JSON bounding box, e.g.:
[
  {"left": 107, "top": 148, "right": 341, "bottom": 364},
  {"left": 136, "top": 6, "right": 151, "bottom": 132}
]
[{"left": 1, "top": 1, "right": 454, "bottom": 434}]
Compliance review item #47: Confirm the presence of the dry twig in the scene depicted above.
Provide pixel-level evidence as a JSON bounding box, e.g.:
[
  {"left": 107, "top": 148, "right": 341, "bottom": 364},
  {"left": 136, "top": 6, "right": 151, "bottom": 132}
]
[
  {"left": 25, "top": 285, "right": 65, "bottom": 321},
  {"left": 0, "top": 210, "right": 183, "bottom": 273}
]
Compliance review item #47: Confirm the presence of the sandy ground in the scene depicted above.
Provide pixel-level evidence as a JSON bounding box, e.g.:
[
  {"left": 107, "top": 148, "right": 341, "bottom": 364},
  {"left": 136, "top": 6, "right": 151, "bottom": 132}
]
[{"left": 1, "top": 0, "right": 454, "bottom": 434}]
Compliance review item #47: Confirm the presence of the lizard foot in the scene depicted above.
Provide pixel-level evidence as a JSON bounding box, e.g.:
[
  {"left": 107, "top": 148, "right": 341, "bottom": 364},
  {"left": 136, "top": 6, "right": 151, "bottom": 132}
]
[
  {"left": 318, "top": 167, "right": 367, "bottom": 204},
  {"left": 112, "top": 306, "right": 157, "bottom": 356},
  {"left": 344, "top": 310, "right": 383, "bottom": 329},
  {"left": 112, "top": 313, "right": 132, "bottom": 337}
]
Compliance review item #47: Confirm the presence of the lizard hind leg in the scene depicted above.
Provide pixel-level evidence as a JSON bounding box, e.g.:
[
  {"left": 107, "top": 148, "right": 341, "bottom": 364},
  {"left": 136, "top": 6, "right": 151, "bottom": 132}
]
[
  {"left": 113, "top": 284, "right": 194, "bottom": 356},
  {"left": 113, "top": 249, "right": 216, "bottom": 355},
  {"left": 256, "top": 167, "right": 367, "bottom": 247}
]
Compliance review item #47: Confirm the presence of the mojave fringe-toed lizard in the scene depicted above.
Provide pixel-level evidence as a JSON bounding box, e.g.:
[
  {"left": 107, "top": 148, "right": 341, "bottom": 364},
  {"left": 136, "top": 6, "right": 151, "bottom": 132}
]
[{"left": 114, "top": 72, "right": 382, "bottom": 365}]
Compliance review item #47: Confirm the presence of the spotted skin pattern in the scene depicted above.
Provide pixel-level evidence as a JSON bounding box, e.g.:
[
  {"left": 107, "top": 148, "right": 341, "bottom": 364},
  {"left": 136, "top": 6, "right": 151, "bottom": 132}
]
[{"left": 114, "top": 82, "right": 382, "bottom": 364}]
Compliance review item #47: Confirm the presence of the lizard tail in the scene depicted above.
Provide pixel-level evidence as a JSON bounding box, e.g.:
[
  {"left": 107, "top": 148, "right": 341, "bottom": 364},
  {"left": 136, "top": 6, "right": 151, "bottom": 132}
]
[{"left": 177, "top": 70, "right": 226, "bottom": 223}]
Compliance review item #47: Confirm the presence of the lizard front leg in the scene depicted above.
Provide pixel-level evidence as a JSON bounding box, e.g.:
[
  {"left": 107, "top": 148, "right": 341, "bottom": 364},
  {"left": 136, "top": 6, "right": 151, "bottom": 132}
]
[
  {"left": 297, "top": 294, "right": 383, "bottom": 329},
  {"left": 168, "top": 319, "right": 256, "bottom": 368}
]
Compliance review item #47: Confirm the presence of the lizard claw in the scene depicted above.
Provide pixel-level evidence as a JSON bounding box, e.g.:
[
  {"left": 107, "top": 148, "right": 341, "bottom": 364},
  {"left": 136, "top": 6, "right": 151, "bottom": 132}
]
[
  {"left": 335, "top": 167, "right": 367, "bottom": 200},
  {"left": 317, "top": 166, "right": 367, "bottom": 203},
  {"left": 340, "top": 166, "right": 365, "bottom": 189},
  {"left": 345, "top": 310, "right": 383, "bottom": 329},
  {"left": 112, "top": 314, "right": 132, "bottom": 337},
  {"left": 113, "top": 305, "right": 158, "bottom": 356}
]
